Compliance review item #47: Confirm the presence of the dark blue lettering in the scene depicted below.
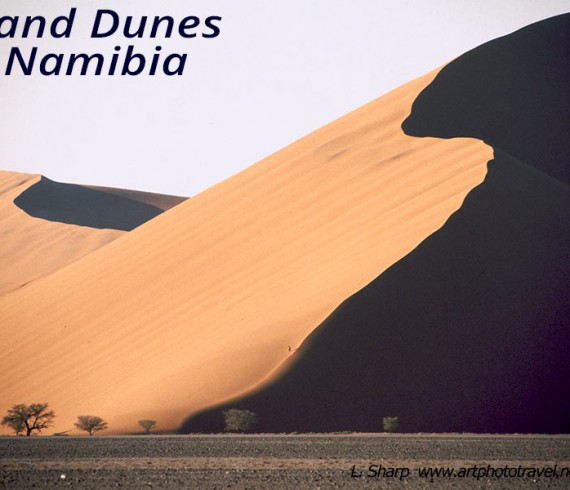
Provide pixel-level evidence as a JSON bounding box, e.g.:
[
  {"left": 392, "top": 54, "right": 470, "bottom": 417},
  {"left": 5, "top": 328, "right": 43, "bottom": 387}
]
[
  {"left": 163, "top": 53, "right": 186, "bottom": 76},
  {"left": 203, "top": 16, "right": 222, "bottom": 38},
  {"left": 179, "top": 16, "right": 199, "bottom": 38},
  {"left": 6, "top": 46, "right": 36, "bottom": 75},
  {"left": 39, "top": 53, "right": 63, "bottom": 75},
  {"left": 121, "top": 45, "right": 145, "bottom": 75},
  {"left": 92, "top": 9, "right": 119, "bottom": 38},
  {"left": 22, "top": 16, "right": 46, "bottom": 38},
  {"left": 124, "top": 16, "right": 147, "bottom": 38},
  {"left": 50, "top": 8, "right": 75, "bottom": 38},
  {"left": 0, "top": 16, "right": 18, "bottom": 38},
  {"left": 67, "top": 53, "right": 105, "bottom": 75}
]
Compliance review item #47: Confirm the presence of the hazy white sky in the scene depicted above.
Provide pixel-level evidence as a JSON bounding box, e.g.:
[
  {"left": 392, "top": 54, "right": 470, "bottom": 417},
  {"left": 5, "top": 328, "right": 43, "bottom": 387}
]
[{"left": 0, "top": 1, "right": 568, "bottom": 196}]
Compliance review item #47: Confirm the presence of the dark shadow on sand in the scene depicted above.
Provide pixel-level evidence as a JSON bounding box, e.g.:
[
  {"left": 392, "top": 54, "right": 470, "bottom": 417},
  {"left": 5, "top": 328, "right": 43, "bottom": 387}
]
[
  {"left": 15, "top": 177, "right": 166, "bottom": 231},
  {"left": 401, "top": 14, "right": 570, "bottom": 185},
  {"left": 181, "top": 14, "right": 570, "bottom": 434}
]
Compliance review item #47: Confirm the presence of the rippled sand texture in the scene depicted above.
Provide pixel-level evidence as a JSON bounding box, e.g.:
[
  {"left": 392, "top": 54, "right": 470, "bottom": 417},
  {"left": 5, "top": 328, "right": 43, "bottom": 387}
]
[{"left": 0, "top": 63, "right": 490, "bottom": 433}]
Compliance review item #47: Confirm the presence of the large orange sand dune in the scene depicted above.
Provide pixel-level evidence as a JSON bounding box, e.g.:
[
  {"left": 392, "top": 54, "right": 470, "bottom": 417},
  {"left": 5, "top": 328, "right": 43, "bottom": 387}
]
[{"left": 0, "top": 68, "right": 491, "bottom": 434}]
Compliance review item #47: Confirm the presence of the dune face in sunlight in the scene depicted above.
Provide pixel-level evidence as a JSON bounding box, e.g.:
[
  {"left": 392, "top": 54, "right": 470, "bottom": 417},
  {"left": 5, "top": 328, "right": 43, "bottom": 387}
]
[
  {"left": 0, "top": 66, "right": 491, "bottom": 433},
  {"left": 184, "top": 14, "right": 570, "bottom": 434}
]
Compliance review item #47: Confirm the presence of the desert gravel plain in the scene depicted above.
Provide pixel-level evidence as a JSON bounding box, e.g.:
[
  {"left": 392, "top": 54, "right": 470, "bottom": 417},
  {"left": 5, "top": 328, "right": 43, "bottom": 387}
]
[{"left": 1, "top": 433, "right": 569, "bottom": 489}]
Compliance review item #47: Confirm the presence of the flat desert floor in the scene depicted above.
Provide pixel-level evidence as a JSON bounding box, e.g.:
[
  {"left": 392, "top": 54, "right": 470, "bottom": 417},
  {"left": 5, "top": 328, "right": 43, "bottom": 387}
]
[{"left": 1, "top": 434, "right": 569, "bottom": 488}]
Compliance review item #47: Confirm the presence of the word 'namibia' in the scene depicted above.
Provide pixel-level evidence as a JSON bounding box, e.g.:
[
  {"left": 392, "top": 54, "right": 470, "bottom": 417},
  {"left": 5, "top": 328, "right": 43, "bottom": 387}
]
[{"left": 0, "top": 8, "right": 222, "bottom": 76}]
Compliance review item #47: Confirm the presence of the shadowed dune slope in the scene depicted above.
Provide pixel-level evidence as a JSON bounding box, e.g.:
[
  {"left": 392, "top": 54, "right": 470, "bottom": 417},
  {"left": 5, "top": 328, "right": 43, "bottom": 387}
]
[
  {"left": 402, "top": 13, "right": 570, "bottom": 184},
  {"left": 14, "top": 176, "right": 185, "bottom": 230},
  {"left": 0, "top": 171, "right": 186, "bottom": 296},
  {"left": 0, "top": 68, "right": 492, "bottom": 433},
  {"left": 184, "top": 14, "right": 570, "bottom": 434}
]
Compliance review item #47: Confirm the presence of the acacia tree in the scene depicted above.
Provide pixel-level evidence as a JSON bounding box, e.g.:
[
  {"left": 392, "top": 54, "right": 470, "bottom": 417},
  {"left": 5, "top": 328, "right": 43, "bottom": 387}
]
[
  {"left": 138, "top": 419, "right": 157, "bottom": 434},
  {"left": 1, "top": 403, "right": 56, "bottom": 436},
  {"left": 223, "top": 409, "right": 257, "bottom": 433},
  {"left": 74, "top": 415, "right": 108, "bottom": 436}
]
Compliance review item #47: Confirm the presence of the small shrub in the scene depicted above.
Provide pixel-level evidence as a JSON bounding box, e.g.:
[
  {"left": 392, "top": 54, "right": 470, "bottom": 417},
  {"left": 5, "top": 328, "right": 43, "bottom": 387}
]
[
  {"left": 74, "top": 415, "right": 108, "bottom": 436},
  {"left": 223, "top": 409, "right": 257, "bottom": 433},
  {"left": 138, "top": 419, "right": 157, "bottom": 434},
  {"left": 382, "top": 416, "right": 400, "bottom": 433}
]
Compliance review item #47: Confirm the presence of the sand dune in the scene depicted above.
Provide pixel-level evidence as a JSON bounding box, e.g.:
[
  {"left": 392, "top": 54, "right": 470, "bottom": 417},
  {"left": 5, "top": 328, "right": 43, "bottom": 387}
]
[
  {"left": 187, "top": 151, "right": 570, "bottom": 434},
  {"left": 0, "top": 172, "right": 185, "bottom": 297},
  {"left": 0, "top": 172, "right": 122, "bottom": 296},
  {"left": 0, "top": 64, "right": 491, "bottom": 432},
  {"left": 14, "top": 176, "right": 185, "bottom": 231},
  {"left": 83, "top": 185, "right": 187, "bottom": 212},
  {"left": 185, "top": 14, "right": 570, "bottom": 434}
]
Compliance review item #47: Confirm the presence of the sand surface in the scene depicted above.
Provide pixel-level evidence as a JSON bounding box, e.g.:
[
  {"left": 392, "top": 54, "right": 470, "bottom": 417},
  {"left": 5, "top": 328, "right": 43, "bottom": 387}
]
[
  {"left": 0, "top": 172, "right": 121, "bottom": 296},
  {"left": 0, "top": 172, "right": 185, "bottom": 296},
  {"left": 0, "top": 65, "right": 491, "bottom": 434}
]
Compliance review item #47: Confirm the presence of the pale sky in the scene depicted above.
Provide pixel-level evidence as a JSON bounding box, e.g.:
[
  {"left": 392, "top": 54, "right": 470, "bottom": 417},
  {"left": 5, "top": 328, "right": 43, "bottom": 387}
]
[{"left": 0, "top": 1, "right": 568, "bottom": 196}]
